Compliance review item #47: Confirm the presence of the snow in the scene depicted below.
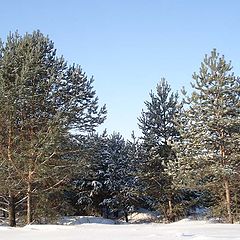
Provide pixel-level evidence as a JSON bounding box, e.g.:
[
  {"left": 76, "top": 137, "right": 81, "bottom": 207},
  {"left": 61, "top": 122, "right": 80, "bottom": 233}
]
[
  {"left": 127, "top": 208, "right": 159, "bottom": 223},
  {"left": 1, "top": 217, "right": 240, "bottom": 240},
  {"left": 58, "top": 216, "right": 116, "bottom": 225}
]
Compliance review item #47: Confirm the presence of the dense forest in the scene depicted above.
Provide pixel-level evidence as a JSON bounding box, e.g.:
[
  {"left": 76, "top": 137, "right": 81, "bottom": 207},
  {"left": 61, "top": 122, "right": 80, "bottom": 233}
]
[{"left": 0, "top": 31, "right": 239, "bottom": 226}]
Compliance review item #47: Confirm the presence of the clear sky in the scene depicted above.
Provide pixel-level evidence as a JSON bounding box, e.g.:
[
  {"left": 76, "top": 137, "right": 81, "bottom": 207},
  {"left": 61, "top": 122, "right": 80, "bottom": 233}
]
[{"left": 1, "top": 0, "right": 240, "bottom": 139}]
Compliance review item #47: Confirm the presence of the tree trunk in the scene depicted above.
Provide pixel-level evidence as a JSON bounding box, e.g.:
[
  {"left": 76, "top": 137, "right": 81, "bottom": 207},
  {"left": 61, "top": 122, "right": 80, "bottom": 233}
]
[
  {"left": 8, "top": 193, "right": 16, "bottom": 227},
  {"left": 224, "top": 179, "right": 233, "bottom": 223},
  {"left": 220, "top": 132, "right": 232, "bottom": 224},
  {"left": 27, "top": 172, "right": 33, "bottom": 224},
  {"left": 7, "top": 128, "right": 16, "bottom": 227},
  {"left": 168, "top": 199, "right": 174, "bottom": 222},
  {"left": 124, "top": 211, "right": 129, "bottom": 223}
]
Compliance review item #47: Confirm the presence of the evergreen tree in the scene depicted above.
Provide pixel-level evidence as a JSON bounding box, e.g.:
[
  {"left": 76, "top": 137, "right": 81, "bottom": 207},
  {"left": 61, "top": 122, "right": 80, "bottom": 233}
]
[
  {"left": 138, "top": 78, "right": 180, "bottom": 221},
  {"left": 102, "top": 132, "right": 137, "bottom": 220},
  {"left": 73, "top": 131, "right": 110, "bottom": 216},
  {"left": 118, "top": 132, "right": 144, "bottom": 222},
  {"left": 0, "top": 31, "right": 106, "bottom": 225},
  {"left": 171, "top": 49, "right": 240, "bottom": 223},
  {"left": 71, "top": 131, "right": 141, "bottom": 221}
]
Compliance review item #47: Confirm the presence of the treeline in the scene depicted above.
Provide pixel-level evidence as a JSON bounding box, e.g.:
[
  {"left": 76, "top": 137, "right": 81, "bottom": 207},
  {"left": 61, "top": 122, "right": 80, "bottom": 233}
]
[{"left": 0, "top": 31, "right": 239, "bottom": 226}]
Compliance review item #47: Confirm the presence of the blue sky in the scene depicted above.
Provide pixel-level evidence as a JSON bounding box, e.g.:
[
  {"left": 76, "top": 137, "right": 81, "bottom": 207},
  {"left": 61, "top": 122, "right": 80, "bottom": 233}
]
[{"left": 1, "top": 0, "right": 240, "bottom": 139}]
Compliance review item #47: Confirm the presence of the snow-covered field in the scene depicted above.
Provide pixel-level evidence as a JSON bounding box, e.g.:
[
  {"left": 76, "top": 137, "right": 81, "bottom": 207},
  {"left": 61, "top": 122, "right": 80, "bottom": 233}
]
[{"left": 1, "top": 217, "right": 240, "bottom": 240}]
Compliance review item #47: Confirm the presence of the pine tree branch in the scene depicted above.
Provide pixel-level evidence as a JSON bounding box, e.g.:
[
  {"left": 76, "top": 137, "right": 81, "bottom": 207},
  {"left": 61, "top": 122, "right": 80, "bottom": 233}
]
[
  {"left": 43, "top": 175, "right": 68, "bottom": 192},
  {"left": 0, "top": 207, "right": 8, "bottom": 213},
  {"left": 0, "top": 196, "right": 9, "bottom": 204},
  {"left": 15, "top": 196, "right": 27, "bottom": 206},
  {"left": 0, "top": 201, "right": 8, "bottom": 206}
]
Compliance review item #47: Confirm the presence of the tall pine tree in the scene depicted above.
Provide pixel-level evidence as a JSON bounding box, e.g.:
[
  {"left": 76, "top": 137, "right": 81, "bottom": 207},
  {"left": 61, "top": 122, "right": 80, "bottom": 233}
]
[
  {"left": 172, "top": 49, "right": 240, "bottom": 223},
  {"left": 138, "top": 78, "right": 180, "bottom": 221},
  {"left": 0, "top": 31, "right": 106, "bottom": 225}
]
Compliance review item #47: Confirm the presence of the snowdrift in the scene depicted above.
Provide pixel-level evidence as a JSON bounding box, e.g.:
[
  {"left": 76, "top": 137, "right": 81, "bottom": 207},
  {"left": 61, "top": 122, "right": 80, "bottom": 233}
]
[
  {"left": 1, "top": 219, "right": 240, "bottom": 240},
  {"left": 57, "top": 216, "right": 117, "bottom": 225},
  {"left": 127, "top": 208, "right": 159, "bottom": 223}
]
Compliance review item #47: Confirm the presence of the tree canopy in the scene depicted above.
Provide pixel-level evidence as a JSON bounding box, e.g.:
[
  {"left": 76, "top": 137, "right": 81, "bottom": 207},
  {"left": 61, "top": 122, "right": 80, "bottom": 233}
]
[{"left": 0, "top": 31, "right": 106, "bottom": 225}]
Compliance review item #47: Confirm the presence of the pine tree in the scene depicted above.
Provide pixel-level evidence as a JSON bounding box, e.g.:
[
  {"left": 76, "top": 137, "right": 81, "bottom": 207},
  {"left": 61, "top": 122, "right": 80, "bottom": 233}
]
[
  {"left": 0, "top": 31, "right": 106, "bottom": 225},
  {"left": 71, "top": 131, "right": 141, "bottom": 221},
  {"left": 118, "top": 132, "right": 144, "bottom": 222},
  {"left": 72, "top": 131, "right": 110, "bottom": 216},
  {"left": 103, "top": 132, "right": 135, "bottom": 220},
  {"left": 138, "top": 78, "right": 180, "bottom": 221},
  {"left": 172, "top": 49, "right": 240, "bottom": 223}
]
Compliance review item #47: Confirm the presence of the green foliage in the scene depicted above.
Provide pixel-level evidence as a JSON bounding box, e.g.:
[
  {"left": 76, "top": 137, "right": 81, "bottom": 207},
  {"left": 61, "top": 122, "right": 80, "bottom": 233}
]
[
  {"left": 69, "top": 131, "right": 141, "bottom": 219},
  {"left": 138, "top": 78, "right": 181, "bottom": 221},
  {"left": 0, "top": 30, "right": 239, "bottom": 225},
  {"left": 139, "top": 78, "right": 179, "bottom": 147},
  {"left": 0, "top": 30, "right": 106, "bottom": 225},
  {"left": 171, "top": 49, "right": 240, "bottom": 222}
]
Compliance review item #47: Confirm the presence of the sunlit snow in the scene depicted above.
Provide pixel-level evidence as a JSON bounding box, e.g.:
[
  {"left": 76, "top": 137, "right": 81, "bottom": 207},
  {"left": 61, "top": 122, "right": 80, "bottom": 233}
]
[{"left": 1, "top": 217, "right": 240, "bottom": 240}]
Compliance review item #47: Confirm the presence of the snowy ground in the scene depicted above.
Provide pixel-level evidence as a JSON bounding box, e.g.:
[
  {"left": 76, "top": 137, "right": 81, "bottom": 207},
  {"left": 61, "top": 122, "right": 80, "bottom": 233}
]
[{"left": 1, "top": 217, "right": 240, "bottom": 240}]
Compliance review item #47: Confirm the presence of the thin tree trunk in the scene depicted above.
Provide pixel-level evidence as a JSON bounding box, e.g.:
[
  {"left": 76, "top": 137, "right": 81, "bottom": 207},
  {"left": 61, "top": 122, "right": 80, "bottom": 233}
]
[
  {"left": 224, "top": 179, "right": 233, "bottom": 223},
  {"left": 124, "top": 211, "right": 129, "bottom": 223},
  {"left": 8, "top": 193, "right": 16, "bottom": 227},
  {"left": 168, "top": 199, "right": 174, "bottom": 222},
  {"left": 7, "top": 127, "right": 16, "bottom": 227},
  {"left": 27, "top": 172, "right": 33, "bottom": 224},
  {"left": 220, "top": 130, "right": 233, "bottom": 224}
]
